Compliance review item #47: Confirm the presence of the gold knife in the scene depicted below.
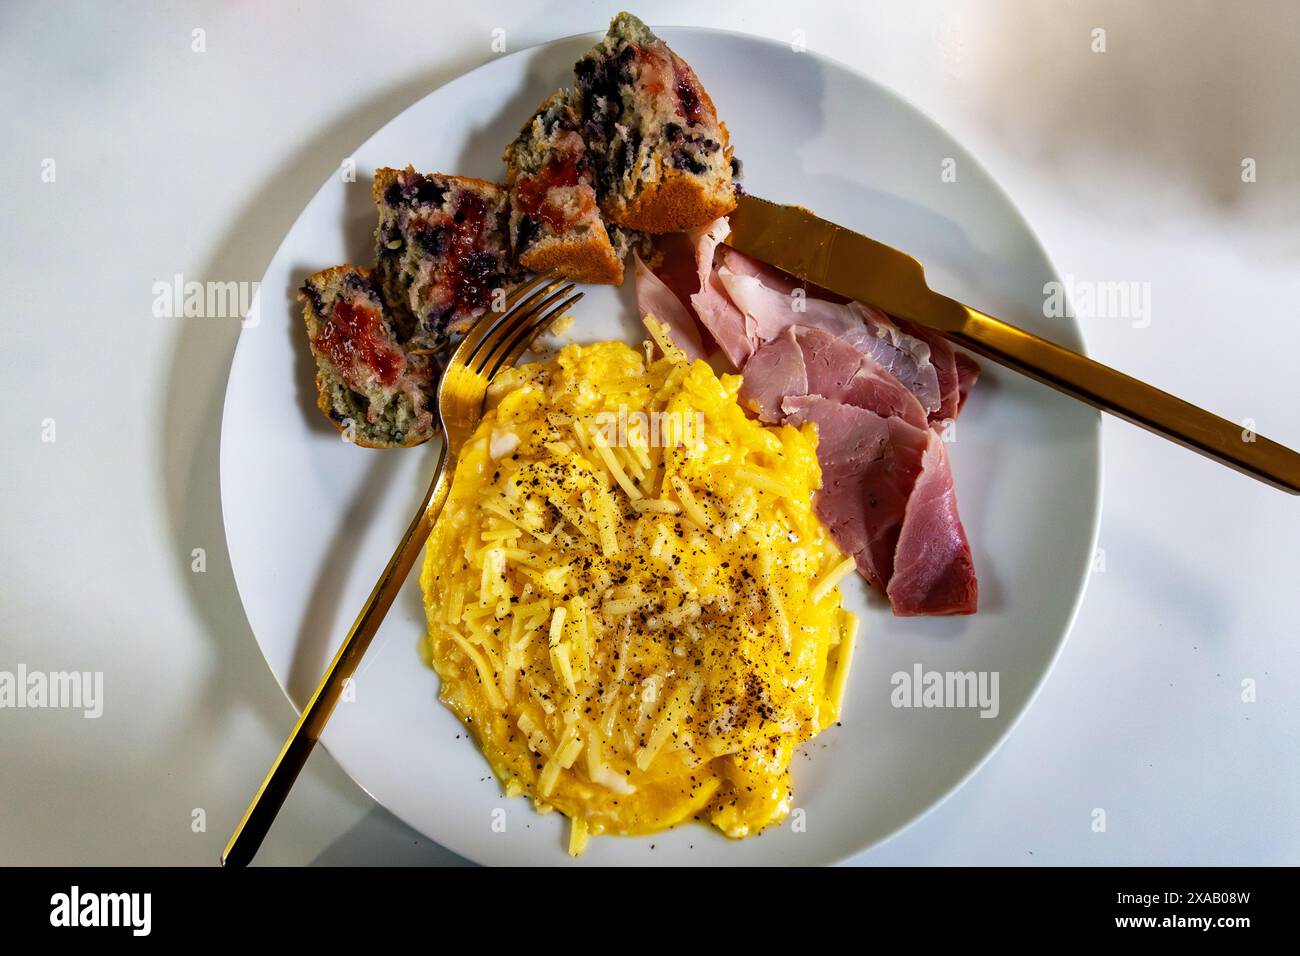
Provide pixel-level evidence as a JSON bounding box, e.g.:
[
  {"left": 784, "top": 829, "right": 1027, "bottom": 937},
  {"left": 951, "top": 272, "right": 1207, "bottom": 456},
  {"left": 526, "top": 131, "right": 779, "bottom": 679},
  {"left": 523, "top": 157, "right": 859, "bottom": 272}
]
[{"left": 725, "top": 194, "right": 1300, "bottom": 494}]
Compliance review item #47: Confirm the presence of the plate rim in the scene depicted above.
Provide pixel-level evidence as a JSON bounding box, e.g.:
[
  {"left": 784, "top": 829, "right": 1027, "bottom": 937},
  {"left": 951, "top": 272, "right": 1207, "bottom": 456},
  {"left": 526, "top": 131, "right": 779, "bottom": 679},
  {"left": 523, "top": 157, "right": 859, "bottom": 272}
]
[{"left": 219, "top": 24, "right": 1103, "bottom": 865}]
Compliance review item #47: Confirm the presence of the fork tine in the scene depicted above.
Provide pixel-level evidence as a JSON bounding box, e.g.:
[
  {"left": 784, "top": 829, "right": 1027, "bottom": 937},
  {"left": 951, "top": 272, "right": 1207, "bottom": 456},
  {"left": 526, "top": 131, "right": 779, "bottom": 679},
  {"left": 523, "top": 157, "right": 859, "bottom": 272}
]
[
  {"left": 471, "top": 282, "right": 576, "bottom": 376},
  {"left": 462, "top": 279, "right": 567, "bottom": 370},
  {"left": 485, "top": 291, "right": 584, "bottom": 381},
  {"left": 449, "top": 272, "right": 557, "bottom": 370},
  {"left": 470, "top": 280, "right": 567, "bottom": 366},
  {"left": 502, "top": 271, "right": 558, "bottom": 311}
]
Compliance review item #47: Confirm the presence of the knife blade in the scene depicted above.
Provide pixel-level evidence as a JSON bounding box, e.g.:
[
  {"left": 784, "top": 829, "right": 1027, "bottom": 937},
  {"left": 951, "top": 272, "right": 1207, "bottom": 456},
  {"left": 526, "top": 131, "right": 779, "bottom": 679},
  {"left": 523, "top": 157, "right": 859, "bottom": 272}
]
[{"left": 724, "top": 194, "right": 1300, "bottom": 494}]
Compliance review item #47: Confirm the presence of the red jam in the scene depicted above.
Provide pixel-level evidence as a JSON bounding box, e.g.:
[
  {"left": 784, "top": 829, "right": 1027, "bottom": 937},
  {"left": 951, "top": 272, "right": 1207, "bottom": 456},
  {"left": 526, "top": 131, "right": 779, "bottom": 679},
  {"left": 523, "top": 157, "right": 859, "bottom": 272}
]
[
  {"left": 633, "top": 44, "right": 667, "bottom": 97},
  {"left": 514, "top": 155, "right": 583, "bottom": 233},
  {"left": 314, "top": 300, "right": 403, "bottom": 388},
  {"left": 676, "top": 80, "right": 702, "bottom": 125},
  {"left": 673, "top": 64, "right": 704, "bottom": 126},
  {"left": 634, "top": 40, "right": 703, "bottom": 125},
  {"left": 443, "top": 193, "right": 498, "bottom": 314}
]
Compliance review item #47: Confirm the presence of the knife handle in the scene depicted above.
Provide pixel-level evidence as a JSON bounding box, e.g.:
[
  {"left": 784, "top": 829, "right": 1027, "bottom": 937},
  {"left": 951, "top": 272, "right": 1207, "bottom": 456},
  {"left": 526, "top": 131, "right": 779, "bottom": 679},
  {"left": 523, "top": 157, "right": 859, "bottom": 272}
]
[{"left": 944, "top": 301, "right": 1300, "bottom": 494}]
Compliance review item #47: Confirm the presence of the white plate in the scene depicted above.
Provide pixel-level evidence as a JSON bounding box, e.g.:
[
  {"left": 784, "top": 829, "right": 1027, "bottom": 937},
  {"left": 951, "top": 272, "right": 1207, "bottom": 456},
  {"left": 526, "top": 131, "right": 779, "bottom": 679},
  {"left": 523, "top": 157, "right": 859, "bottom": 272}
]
[{"left": 220, "top": 27, "right": 1101, "bottom": 866}]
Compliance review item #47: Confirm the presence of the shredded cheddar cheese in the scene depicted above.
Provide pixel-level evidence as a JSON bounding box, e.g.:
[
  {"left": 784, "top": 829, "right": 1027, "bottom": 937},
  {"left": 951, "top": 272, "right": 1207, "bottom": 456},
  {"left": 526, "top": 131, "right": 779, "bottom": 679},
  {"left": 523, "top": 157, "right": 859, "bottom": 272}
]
[{"left": 420, "top": 340, "right": 856, "bottom": 853}]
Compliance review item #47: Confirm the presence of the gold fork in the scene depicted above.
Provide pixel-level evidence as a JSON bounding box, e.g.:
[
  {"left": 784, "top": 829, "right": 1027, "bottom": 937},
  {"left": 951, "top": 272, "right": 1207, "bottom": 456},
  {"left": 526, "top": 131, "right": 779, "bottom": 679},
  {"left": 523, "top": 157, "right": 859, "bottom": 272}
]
[{"left": 222, "top": 273, "right": 583, "bottom": 866}]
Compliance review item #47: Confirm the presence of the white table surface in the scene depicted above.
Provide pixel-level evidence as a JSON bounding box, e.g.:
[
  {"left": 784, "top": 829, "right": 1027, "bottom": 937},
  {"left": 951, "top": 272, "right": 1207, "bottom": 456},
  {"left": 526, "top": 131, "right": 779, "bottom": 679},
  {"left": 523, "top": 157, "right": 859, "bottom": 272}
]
[{"left": 2, "top": 0, "right": 1297, "bottom": 866}]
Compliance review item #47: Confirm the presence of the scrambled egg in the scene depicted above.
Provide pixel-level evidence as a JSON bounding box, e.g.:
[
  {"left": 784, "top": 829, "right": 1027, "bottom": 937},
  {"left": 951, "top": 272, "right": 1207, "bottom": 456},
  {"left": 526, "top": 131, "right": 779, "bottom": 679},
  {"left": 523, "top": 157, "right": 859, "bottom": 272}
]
[{"left": 420, "top": 334, "right": 857, "bottom": 854}]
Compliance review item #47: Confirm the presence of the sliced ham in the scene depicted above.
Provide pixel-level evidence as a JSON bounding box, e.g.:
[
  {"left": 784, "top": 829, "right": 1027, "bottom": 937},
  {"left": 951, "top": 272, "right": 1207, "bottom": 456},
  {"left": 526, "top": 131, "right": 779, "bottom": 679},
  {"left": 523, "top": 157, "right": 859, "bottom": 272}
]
[
  {"left": 782, "top": 395, "right": 929, "bottom": 591},
  {"left": 631, "top": 222, "right": 743, "bottom": 365},
  {"left": 739, "top": 328, "right": 806, "bottom": 422},
  {"left": 716, "top": 265, "right": 871, "bottom": 352},
  {"left": 887, "top": 431, "right": 979, "bottom": 615},
  {"left": 786, "top": 393, "right": 976, "bottom": 614},
  {"left": 714, "top": 254, "right": 944, "bottom": 415},
  {"left": 795, "top": 325, "right": 860, "bottom": 397},
  {"left": 955, "top": 351, "right": 980, "bottom": 414},
  {"left": 716, "top": 245, "right": 808, "bottom": 297},
  {"left": 851, "top": 306, "right": 943, "bottom": 417},
  {"left": 896, "top": 317, "right": 960, "bottom": 427},
  {"left": 634, "top": 251, "right": 705, "bottom": 361},
  {"left": 687, "top": 219, "right": 753, "bottom": 368},
  {"left": 642, "top": 231, "right": 699, "bottom": 306},
  {"left": 717, "top": 245, "right": 854, "bottom": 305},
  {"left": 797, "top": 327, "right": 930, "bottom": 430},
  {"left": 638, "top": 227, "right": 977, "bottom": 423},
  {"left": 742, "top": 324, "right": 928, "bottom": 428}
]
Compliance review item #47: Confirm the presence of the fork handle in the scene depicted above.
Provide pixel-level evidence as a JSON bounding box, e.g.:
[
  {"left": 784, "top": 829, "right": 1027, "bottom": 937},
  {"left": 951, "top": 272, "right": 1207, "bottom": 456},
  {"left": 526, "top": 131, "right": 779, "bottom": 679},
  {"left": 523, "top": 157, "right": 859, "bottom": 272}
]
[
  {"left": 945, "top": 300, "right": 1300, "bottom": 494},
  {"left": 222, "top": 441, "right": 453, "bottom": 866}
]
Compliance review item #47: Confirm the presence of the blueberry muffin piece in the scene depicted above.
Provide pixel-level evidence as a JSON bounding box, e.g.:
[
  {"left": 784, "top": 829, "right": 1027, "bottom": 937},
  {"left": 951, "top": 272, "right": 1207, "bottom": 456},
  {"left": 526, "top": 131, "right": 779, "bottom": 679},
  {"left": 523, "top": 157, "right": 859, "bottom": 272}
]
[
  {"left": 298, "top": 265, "right": 435, "bottom": 448},
  {"left": 574, "top": 12, "right": 738, "bottom": 233},
  {"left": 373, "top": 166, "right": 521, "bottom": 351},
  {"left": 504, "top": 91, "right": 625, "bottom": 285}
]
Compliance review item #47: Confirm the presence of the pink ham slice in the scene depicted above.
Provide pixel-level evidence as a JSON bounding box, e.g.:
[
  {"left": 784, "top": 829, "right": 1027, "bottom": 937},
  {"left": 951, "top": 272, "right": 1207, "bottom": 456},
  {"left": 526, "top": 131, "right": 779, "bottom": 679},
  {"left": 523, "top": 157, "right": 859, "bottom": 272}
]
[
  {"left": 634, "top": 251, "right": 706, "bottom": 361},
  {"left": 887, "top": 431, "right": 978, "bottom": 615},
  {"left": 799, "top": 327, "right": 930, "bottom": 429},
  {"left": 631, "top": 224, "right": 743, "bottom": 365},
  {"left": 687, "top": 220, "right": 754, "bottom": 368},
  {"left": 717, "top": 245, "right": 808, "bottom": 296},
  {"left": 715, "top": 256, "right": 944, "bottom": 415},
  {"left": 717, "top": 245, "right": 850, "bottom": 302},
  {"left": 896, "top": 318, "right": 960, "bottom": 427},
  {"left": 782, "top": 395, "right": 929, "bottom": 592},
  {"left": 641, "top": 227, "right": 978, "bottom": 426},
  {"left": 850, "top": 306, "right": 944, "bottom": 417},
  {"left": 635, "top": 222, "right": 971, "bottom": 423},
  {"left": 742, "top": 325, "right": 930, "bottom": 430},
  {"left": 738, "top": 328, "right": 806, "bottom": 421},
  {"left": 955, "top": 351, "right": 980, "bottom": 414}
]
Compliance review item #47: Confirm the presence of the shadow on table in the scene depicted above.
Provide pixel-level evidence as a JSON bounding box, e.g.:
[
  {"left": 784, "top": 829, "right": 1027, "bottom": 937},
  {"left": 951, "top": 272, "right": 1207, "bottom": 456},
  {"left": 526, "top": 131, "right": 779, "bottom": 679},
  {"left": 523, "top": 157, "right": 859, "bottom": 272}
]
[
  {"left": 966, "top": 0, "right": 1300, "bottom": 260},
  {"left": 309, "top": 806, "right": 473, "bottom": 867}
]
